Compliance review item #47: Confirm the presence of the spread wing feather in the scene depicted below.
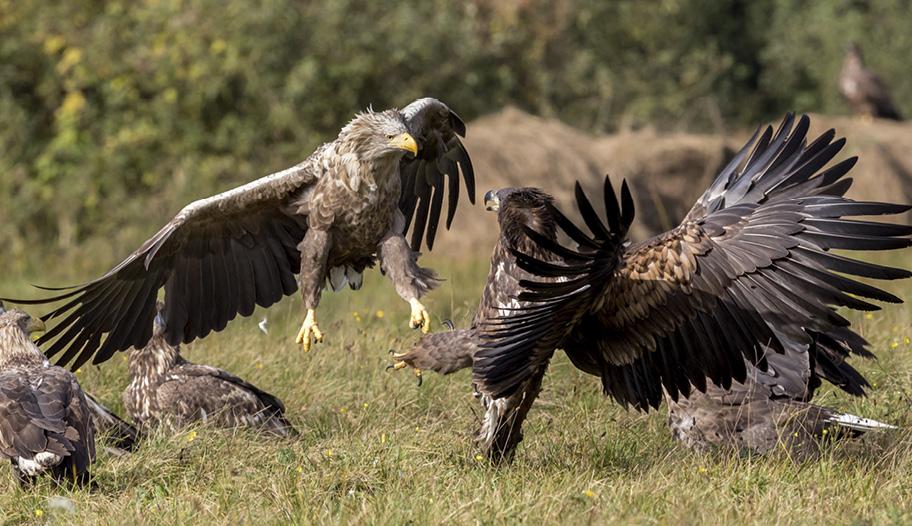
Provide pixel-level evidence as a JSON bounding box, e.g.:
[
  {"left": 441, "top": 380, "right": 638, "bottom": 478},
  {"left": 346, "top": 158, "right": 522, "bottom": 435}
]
[
  {"left": 476, "top": 114, "right": 912, "bottom": 411},
  {"left": 398, "top": 98, "right": 475, "bottom": 251},
  {"left": 2, "top": 164, "right": 314, "bottom": 370}
]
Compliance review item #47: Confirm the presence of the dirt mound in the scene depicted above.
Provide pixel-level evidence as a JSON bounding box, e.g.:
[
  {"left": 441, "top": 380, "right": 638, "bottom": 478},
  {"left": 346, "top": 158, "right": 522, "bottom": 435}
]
[{"left": 432, "top": 108, "right": 912, "bottom": 259}]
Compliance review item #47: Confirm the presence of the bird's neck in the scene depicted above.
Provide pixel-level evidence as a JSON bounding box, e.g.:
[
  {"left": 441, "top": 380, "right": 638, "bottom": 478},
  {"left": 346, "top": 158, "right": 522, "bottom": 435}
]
[
  {"left": 128, "top": 336, "right": 182, "bottom": 379},
  {"left": 0, "top": 327, "right": 44, "bottom": 369}
]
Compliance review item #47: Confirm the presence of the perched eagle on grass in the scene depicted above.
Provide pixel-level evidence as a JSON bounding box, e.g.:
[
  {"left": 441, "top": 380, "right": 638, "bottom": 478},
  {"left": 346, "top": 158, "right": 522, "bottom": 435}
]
[
  {"left": 123, "top": 302, "right": 296, "bottom": 436},
  {"left": 390, "top": 188, "right": 561, "bottom": 459},
  {"left": 0, "top": 303, "right": 95, "bottom": 485},
  {"left": 839, "top": 43, "right": 903, "bottom": 121},
  {"left": 667, "top": 345, "right": 896, "bottom": 458},
  {"left": 475, "top": 114, "right": 911, "bottom": 461},
  {"left": 4, "top": 98, "right": 473, "bottom": 368}
]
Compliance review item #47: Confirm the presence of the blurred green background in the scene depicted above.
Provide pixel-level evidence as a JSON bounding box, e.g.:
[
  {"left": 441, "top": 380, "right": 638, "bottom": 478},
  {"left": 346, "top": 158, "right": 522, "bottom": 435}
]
[{"left": 1, "top": 0, "right": 911, "bottom": 272}]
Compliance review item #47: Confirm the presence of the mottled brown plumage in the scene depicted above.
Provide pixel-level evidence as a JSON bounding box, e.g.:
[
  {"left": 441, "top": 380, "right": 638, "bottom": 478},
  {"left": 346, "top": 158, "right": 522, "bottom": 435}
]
[
  {"left": 392, "top": 188, "right": 560, "bottom": 461},
  {"left": 477, "top": 114, "right": 911, "bottom": 460},
  {"left": 4, "top": 98, "right": 474, "bottom": 367},
  {"left": 0, "top": 303, "right": 95, "bottom": 485},
  {"left": 123, "top": 304, "right": 296, "bottom": 436},
  {"left": 839, "top": 43, "right": 902, "bottom": 120},
  {"left": 667, "top": 345, "right": 895, "bottom": 458}
]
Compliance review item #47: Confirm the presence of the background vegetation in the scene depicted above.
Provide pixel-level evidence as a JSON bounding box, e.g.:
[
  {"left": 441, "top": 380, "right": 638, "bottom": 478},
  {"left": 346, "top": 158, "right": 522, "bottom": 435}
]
[{"left": 1, "top": 0, "right": 911, "bottom": 269}]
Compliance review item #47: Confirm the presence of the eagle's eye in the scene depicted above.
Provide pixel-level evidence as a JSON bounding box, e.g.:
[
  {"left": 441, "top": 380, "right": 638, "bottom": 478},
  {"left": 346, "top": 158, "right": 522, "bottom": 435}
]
[{"left": 386, "top": 134, "right": 395, "bottom": 139}]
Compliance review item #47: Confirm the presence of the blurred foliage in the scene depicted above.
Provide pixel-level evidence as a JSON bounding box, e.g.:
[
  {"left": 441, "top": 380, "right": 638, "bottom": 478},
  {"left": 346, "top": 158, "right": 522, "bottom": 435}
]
[{"left": 0, "top": 0, "right": 910, "bottom": 270}]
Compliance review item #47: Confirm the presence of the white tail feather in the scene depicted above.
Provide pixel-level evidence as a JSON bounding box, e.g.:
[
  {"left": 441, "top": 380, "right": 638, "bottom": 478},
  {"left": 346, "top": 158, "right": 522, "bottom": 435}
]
[{"left": 826, "top": 411, "right": 898, "bottom": 432}]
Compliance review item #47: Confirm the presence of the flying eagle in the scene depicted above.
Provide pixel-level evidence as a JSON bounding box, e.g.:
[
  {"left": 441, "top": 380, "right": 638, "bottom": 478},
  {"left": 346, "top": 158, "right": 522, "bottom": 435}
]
[
  {"left": 390, "top": 188, "right": 561, "bottom": 460},
  {"left": 839, "top": 43, "right": 903, "bottom": 121},
  {"left": 0, "top": 303, "right": 95, "bottom": 485},
  {"left": 4, "top": 98, "right": 474, "bottom": 368},
  {"left": 476, "top": 114, "right": 911, "bottom": 460},
  {"left": 667, "top": 344, "right": 896, "bottom": 458},
  {"left": 122, "top": 302, "right": 296, "bottom": 436}
]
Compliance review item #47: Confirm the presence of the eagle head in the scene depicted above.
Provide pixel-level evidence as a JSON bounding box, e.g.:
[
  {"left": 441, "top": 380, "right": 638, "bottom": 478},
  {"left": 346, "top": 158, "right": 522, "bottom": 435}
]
[
  {"left": 339, "top": 109, "right": 418, "bottom": 160},
  {"left": 0, "top": 303, "right": 46, "bottom": 337},
  {"left": 485, "top": 187, "right": 558, "bottom": 250}
]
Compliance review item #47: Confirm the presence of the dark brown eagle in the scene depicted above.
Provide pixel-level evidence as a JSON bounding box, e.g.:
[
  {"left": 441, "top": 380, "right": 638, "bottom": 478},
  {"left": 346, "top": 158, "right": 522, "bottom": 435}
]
[
  {"left": 839, "top": 43, "right": 903, "bottom": 121},
  {"left": 122, "top": 302, "right": 296, "bottom": 436},
  {"left": 667, "top": 344, "right": 895, "bottom": 458},
  {"left": 4, "top": 98, "right": 474, "bottom": 368},
  {"left": 475, "top": 114, "right": 911, "bottom": 461},
  {"left": 390, "top": 187, "right": 562, "bottom": 460},
  {"left": 0, "top": 302, "right": 95, "bottom": 485}
]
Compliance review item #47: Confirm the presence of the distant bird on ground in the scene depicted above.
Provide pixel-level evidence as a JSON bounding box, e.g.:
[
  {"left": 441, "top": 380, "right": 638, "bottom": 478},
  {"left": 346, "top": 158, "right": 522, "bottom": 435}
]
[
  {"left": 123, "top": 302, "right": 297, "bottom": 436},
  {"left": 84, "top": 393, "right": 140, "bottom": 453},
  {"left": 839, "top": 43, "right": 903, "bottom": 121},
  {"left": 390, "top": 188, "right": 563, "bottom": 460},
  {"left": 666, "top": 345, "right": 896, "bottom": 458},
  {"left": 0, "top": 303, "right": 95, "bottom": 485},
  {"left": 476, "top": 114, "right": 911, "bottom": 461},
  {"left": 4, "top": 98, "right": 474, "bottom": 369}
]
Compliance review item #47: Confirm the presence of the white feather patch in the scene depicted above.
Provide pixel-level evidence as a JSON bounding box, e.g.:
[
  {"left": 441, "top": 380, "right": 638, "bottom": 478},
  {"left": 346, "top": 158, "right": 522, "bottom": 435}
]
[{"left": 826, "top": 412, "right": 897, "bottom": 431}]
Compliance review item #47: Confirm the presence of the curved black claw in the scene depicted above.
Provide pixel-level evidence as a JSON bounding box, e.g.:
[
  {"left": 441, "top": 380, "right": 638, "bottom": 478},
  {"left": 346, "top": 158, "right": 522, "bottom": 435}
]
[{"left": 442, "top": 319, "right": 456, "bottom": 331}]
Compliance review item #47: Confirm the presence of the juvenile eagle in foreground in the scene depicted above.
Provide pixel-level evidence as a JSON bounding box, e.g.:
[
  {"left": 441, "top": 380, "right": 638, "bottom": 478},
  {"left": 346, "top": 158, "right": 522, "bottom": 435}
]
[
  {"left": 473, "top": 114, "right": 911, "bottom": 461},
  {"left": 390, "top": 188, "right": 560, "bottom": 459},
  {"left": 4, "top": 98, "right": 474, "bottom": 368},
  {"left": 839, "top": 43, "right": 903, "bottom": 121},
  {"left": 123, "top": 303, "right": 296, "bottom": 436},
  {"left": 0, "top": 303, "right": 95, "bottom": 485}
]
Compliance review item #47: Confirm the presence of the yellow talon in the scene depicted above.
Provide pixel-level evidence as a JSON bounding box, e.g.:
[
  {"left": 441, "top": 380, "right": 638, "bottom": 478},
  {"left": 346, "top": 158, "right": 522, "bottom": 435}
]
[
  {"left": 408, "top": 298, "right": 431, "bottom": 334},
  {"left": 295, "top": 309, "right": 324, "bottom": 352}
]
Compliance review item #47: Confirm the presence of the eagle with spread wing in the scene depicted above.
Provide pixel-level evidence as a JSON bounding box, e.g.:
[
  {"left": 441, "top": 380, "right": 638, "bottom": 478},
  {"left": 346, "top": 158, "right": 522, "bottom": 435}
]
[
  {"left": 4, "top": 98, "right": 473, "bottom": 368},
  {"left": 0, "top": 303, "right": 95, "bottom": 485},
  {"left": 476, "top": 114, "right": 911, "bottom": 460},
  {"left": 389, "top": 188, "right": 560, "bottom": 458}
]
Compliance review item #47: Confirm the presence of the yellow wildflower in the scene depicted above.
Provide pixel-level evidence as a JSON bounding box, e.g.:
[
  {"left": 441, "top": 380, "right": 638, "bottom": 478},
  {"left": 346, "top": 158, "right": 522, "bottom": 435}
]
[
  {"left": 891, "top": 341, "right": 899, "bottom": 350},
  {"left": 582, "top": 489, "right": 596, "bottom": 498},
  {"left": 474, "top": 454, "right": 484, "bottom": 461},
  {"left": 339, "top": 407, "right": 348, "bottom": 414},
  {"left": 296, "top": 466, "right": 303, "bottom": 474},
  {"left": 35, "top": 509, "right": 44, "bottom": 518},
  {"left": 381, "top": 433, "right": 387, "bottom": 444},
  {"left": 375, "top": 310, "right": 385, "bottom": 319},
  {"left": 186, "top": 430, "right": 198, "bottom": 443},
  {"left": 324, "top": 449, "right": 333, "bottom": 457}
]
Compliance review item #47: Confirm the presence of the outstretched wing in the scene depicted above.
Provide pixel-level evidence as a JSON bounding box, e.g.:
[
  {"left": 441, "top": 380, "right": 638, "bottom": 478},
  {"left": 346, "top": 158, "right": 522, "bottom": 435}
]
[
  {"left": 478, "top": 114, "right": 912, "bottom": 411},
  {"left": 398, "top": 98, "right": 475, "bottom": 251},
  {"left": 2, "top": 163, "right": 316, "bottom": 370}
]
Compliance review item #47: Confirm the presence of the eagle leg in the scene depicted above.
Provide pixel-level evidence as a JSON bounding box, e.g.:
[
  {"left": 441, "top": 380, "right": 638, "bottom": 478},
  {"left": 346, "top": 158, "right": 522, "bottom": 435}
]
[
  {"left": 408, "top": 298, "right": 431, "bottom": 334},
  {"left": 386, "top": 351, "right": 423, "bottom": 387},
  {"left": 295, "top": 309, "right": 324, "bottom": 352}
]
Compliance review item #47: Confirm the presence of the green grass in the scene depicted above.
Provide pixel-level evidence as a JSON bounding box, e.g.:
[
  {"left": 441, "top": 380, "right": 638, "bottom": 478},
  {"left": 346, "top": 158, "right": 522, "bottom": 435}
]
[{"left": 2, "top": 254, "right": 912, "bottom": 525}]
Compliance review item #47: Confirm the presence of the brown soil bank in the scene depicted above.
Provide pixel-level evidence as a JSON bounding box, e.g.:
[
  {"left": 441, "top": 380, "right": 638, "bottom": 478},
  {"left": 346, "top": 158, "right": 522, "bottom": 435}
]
[{"left": 432, "top": 108, "right": 912, "bottom": 258}]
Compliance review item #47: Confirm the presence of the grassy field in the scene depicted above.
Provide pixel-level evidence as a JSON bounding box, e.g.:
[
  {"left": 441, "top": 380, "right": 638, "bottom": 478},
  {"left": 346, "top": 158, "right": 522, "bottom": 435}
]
[{"left": 2, "top": 253, "right": 912, "bottom": 525}]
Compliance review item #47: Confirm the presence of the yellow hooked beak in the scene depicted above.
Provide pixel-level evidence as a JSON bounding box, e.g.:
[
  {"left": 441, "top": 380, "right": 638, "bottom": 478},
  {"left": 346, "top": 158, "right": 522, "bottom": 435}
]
[
  {"left": 390, "top": 132, "right": 418, "bottom": 156},
  {"left": 26, "top": 317, "right": 46, "bottom": 335}
]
